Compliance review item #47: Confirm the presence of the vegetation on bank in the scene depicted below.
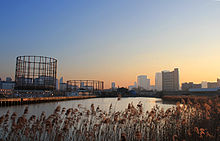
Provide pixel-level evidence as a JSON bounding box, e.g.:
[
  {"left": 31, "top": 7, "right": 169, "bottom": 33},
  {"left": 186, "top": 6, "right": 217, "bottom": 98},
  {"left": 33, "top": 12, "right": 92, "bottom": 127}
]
[
  {"left": 0, "top": 96, "right": 219, "bottom": 141},
  {"left": 162, "top": 95, "right": 220, "bottom": 102}
]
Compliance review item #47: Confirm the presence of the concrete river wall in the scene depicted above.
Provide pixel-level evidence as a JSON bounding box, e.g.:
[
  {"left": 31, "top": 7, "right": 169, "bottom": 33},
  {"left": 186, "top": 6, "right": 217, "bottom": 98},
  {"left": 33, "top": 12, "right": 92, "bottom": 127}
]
[{"left": 0, "top": 95, "right": 96, "bottom": 107}]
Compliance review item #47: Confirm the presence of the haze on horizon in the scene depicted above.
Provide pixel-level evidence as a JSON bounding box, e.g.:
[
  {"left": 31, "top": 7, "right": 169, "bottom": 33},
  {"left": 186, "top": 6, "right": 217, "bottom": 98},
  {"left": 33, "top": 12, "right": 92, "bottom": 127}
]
[{"left": 0, "top": 0, "right": 220, "bottom": 88}]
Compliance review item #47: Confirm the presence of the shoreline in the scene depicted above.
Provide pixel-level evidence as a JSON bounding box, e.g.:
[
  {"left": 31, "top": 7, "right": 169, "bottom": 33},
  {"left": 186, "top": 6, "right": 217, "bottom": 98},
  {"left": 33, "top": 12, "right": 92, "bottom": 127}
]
[
  {"left": 161, "top": 95, "right": 220, "bottom": 103},
  {"left": 0, "top": 95, "right": 96, "bottom": 107},
  {"left": 1, "top": 94, "right": 219, "bottom": 107}
]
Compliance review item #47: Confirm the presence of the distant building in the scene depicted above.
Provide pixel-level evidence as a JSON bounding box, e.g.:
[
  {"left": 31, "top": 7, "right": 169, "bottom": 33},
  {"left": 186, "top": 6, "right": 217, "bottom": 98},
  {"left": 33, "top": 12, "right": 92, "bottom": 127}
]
[
  {"left": 128, "top": 85, "right": 135, "bottom": 90},
  {"left": 189, "top": 88, "right": 220, "bottom": 92},
  {"left": 217, "top": 78, "right": 220, "bottom": 87},
  {"left": 155, "top": 72, "right": 162, "bottom": 91},
  {"left": 134, "top": 82, "right": 137, "bottom": 88},
  {"left": 201, "top": 81, "right": 208, "bottom": 88},
  {"left": 182, "top": 82, "right": 202, "bottom": 91},
  {"left": 60, "top": 83, "right": 67, "bottom": 91},
  {"left": 6, "top": 77, "right": 12, "bottom": 82},
  {"left": 56, "top": 79, "right": 58, "bottom": 90},
  {"left": 80, "top": 82, "right": 84, "bottom": 88},
  {"left": 59, "top": 77, "right": 64, "bottom": 90},
  {"left": 60, "top": 77, "right": 63, "bottom": 84},
  {"left": 0, "top": 78, "right": 2, "bottom": 89},
  {"left": 137, "top": 75, "right": 150, "bottom": 90},
  {"left": 68, "top": 84, "right": 79, "bottom": 91},
  {"left": 162, "top": 68, "right": 179, "bottom": 91},
  {"left": 0, "top": 77, "right": 15, "bottom": 90},
  {"left": 128, "top": 82, "right": 137, "bottom": 90},
  {"left": 111, "top": 82, "right": 116, "bottom": 90},
  {"left": 207, "top": 82, "right": 218, "bottom": 88},
  {"left": 203, "top": 78, "right": 220, "bottom": 89},
  {"left": 2, "top": 81, "right": 15, "bottom": 90},
  {"left": 147, "top": 79, "right": 150, "bottom": 90}
]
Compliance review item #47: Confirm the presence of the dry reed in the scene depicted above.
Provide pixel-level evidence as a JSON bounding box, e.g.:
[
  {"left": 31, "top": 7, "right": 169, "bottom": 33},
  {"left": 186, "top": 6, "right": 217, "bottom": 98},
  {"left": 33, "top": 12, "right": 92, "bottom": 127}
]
[{"left": 0, "top": 96, "right": 219, "bottom": 141}]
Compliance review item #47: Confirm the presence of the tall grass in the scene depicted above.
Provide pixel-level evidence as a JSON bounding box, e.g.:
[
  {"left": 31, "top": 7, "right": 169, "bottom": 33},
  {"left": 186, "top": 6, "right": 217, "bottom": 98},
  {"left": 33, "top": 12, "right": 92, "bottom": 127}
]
[{"left": 0, "top": 96, "right": 219, "bottom": 141}]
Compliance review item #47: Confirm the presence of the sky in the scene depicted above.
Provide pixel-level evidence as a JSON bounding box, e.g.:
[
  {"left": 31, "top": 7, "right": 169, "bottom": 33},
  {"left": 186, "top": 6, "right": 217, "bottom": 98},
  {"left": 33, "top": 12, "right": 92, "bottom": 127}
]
[{"left": 0, "top": 0, "right": 220, "bottom": 88}]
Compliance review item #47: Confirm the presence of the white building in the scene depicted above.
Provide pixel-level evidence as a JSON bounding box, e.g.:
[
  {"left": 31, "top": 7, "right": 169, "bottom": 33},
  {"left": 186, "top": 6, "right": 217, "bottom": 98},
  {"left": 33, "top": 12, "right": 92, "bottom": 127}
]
[
  {"left": 201, "top": 81, "right": 208, "bottom": 88},
  {"left": 137, "top": 75, "right": 150, "bottom": 90},
  {"left": 155, "top": 72, "right": 162, "bottom": 91}
]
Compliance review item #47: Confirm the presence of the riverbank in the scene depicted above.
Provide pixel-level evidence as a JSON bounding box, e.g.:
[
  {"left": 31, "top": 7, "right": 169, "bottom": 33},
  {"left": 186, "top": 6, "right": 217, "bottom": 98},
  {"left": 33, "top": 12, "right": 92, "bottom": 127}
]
[
  {"left": 0, "top": 95, "right": 96, "bottom": 107},
  {"left": 162, "top": 95, "right": 220, "bottom": 103}
]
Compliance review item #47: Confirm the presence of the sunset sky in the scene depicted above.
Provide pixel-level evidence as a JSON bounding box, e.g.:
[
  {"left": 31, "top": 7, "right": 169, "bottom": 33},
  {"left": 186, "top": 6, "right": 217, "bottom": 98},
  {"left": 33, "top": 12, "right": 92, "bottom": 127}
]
[{"left": 0, "top": 0, "right": 220, "bottom": 88}]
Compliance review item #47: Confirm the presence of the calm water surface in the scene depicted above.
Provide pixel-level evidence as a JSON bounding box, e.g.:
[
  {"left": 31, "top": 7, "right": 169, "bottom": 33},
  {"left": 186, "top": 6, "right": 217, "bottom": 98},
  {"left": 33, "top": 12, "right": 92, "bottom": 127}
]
[{"left": 0, "top": 97, "right": 175, "bottom": 117}]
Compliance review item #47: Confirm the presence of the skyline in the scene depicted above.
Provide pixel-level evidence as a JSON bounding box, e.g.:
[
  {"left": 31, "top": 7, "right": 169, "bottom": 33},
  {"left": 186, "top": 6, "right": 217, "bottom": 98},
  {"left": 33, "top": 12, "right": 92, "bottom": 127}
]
[
  {"left": 1, "top": 0, "right": 220, "bottom": 88},
  {"left": 1, "top": 63, "right": 219, "bottom": 89}
]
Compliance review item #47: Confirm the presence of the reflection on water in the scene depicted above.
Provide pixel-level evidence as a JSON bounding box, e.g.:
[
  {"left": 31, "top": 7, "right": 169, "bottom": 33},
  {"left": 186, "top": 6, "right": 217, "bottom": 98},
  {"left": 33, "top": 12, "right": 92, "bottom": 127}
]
[{"left": 0, "top": 97, "right": 175, "bottom": 117}]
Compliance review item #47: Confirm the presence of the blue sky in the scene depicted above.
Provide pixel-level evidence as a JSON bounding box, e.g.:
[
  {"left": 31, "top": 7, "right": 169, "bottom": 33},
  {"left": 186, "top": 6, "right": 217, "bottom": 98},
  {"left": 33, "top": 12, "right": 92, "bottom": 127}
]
[{"left": 0, "top": 0, "right": 220, "bottom": 88}]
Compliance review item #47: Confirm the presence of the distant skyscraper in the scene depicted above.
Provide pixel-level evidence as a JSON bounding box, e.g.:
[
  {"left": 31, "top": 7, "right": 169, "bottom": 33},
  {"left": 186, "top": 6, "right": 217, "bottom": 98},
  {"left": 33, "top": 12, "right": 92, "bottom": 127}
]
[
  {"left": 201, "top": 81, "right": 207, "bottom": 88},
  {"left": 137, "top": 75, "right": 150, "bottom": 90},
  {"left": 162, "top": 68, "right": 179, "bottom": 91},
  {"left": 155, "top": 72, "right": 162, "bottom": 91}
]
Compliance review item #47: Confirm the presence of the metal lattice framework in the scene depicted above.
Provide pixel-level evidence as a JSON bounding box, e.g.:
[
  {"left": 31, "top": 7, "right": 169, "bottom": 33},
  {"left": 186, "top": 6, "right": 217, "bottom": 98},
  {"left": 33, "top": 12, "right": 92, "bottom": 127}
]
[
  {"left": 15, "top": 56, "right": 57, "bottom": 90},
  {"left": 66, "top": 80, "right": 104, "bottom": 93}
]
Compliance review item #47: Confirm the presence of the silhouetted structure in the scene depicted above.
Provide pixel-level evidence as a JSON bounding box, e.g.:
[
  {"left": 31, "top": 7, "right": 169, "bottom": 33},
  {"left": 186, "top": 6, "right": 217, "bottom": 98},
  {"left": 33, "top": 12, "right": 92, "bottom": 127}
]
[
  {"left": 182, "top": 82, "right": 201, "bottom": 91},
  {"left": 117, "top": 87, "right": 128, "bottom": 94},
  {"left": 66, "top": 80, "right": 104, "bottom": 93},
  {"left": 15, "top": 56, "right": 57, "bottom": 90}
]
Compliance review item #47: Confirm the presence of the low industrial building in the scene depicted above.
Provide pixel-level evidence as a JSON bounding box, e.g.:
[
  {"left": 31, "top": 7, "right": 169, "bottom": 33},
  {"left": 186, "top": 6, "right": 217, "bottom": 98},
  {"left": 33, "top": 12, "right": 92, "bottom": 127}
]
[
  {"left": 188, "top": 88, "right": 220, "bottom": 96},
  {"left": 182, "top": 82, "right": 201, "bottom": 91}
]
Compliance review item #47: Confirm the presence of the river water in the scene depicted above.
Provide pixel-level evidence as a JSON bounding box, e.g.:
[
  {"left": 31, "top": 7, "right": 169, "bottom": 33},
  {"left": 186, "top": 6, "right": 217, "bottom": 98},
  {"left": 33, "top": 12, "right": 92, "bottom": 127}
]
[{"left": 0, "top": 97, "right": 175, "bottom": 117}]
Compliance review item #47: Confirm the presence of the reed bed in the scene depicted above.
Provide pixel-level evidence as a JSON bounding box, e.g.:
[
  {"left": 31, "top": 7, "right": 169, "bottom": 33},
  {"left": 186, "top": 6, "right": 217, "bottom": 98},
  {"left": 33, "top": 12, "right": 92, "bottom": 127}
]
[{"left": 0, "top": 97, "right": 219, "bottom": 141}]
